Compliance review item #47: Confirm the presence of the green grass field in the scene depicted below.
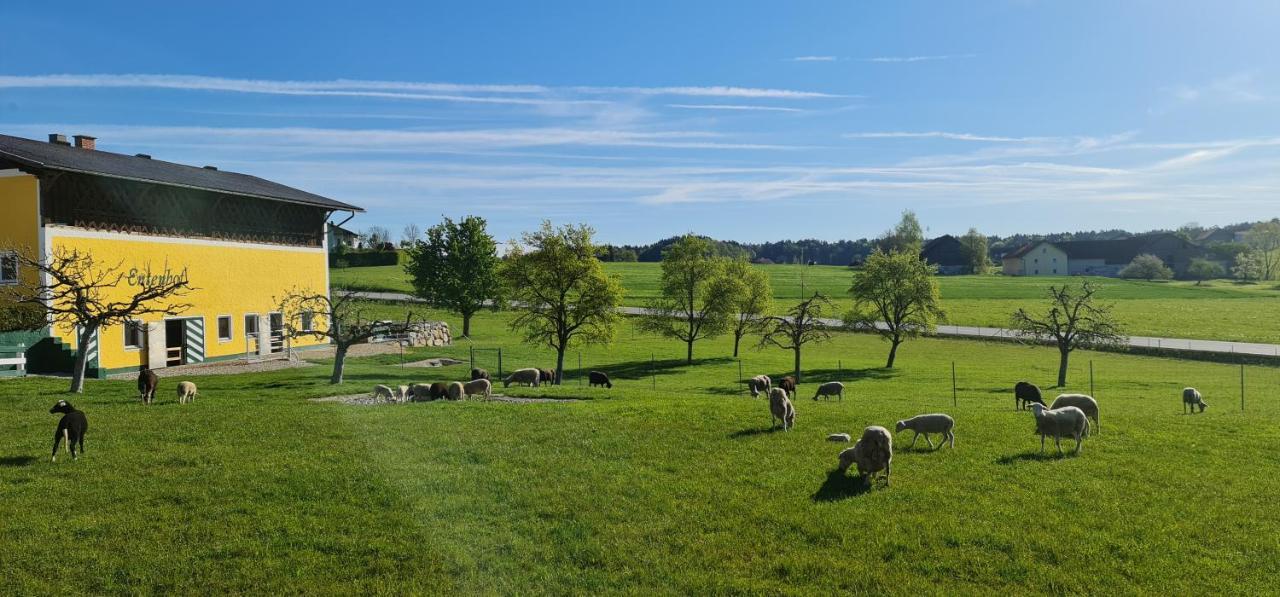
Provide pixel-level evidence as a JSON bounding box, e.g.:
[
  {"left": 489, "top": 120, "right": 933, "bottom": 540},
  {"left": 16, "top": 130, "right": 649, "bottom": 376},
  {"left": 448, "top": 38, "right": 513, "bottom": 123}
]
[
  {"left": 5, "top": 303, "right": 1280, "bottom": 593},
  {"left": 331, "top": 262, "right": 1280, "bottom": 343}
]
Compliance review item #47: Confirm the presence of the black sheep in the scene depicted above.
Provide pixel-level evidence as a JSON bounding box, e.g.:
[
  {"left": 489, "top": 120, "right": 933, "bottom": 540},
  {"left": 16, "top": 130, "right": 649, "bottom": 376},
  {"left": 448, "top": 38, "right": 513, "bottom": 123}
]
[
  {"left": 138, "top": 369, "right": 158, "bottom": 405},
  {"left": 588, "top": 371, "right": 612, "bottom": 389},
  {"left": 49, "top": 400, "right": 88, "bottom": 462},
  {"left": 538, "top": 368, "right": 556, "bottom": 385},
  {"left": 778, "top": 376, "right": 797, "bottom": 396},
  {"left": 470, "top": 368, "right": 490, "bottom": 381},
  {"left": 1014, "top": 381, "right": 1046, "bottom": 411},
  {"left": 429, "top": 382, "right": 450, "bottom": 400}
]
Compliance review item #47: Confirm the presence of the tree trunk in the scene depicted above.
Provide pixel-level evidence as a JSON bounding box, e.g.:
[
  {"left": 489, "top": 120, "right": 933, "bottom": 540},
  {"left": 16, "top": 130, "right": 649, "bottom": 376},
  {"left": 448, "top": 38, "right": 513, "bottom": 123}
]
[
  {"left": 885, "top": 339, "right": 901, "bottom": 369},
  {"left": 732, "top": 331, "right": 742, "bottom": 358},
  {"left": 555, "top": 346, "right": 566, "bottom": 386},
  {"left": 69, "top": 323, "right": 96, "bottom": 393},
  {"left": 794, "top": 347, "right": 802, "bottom": 384},
  {"left": 686, "top": 339, "right": 694, "bottom": 364},
  {"left": 330, "top": 344, "right": 348, "bottom": 384},
  {"left": 1057, "top": 347, "right": 1070, "bottom": 387},
  {"left": 462, "top": 312, "right": 472, "bottom": 337}
]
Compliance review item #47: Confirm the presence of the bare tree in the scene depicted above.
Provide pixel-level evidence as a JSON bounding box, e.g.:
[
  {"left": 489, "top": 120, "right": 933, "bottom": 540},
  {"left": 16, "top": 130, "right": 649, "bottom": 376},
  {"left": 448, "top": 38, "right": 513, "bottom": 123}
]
[
  {"left": 3, "top": 247, "right": 192, "bottom": 393},
  {"left": 758, "top": 292, "right": 833, "bottom": 383},
  {"left": 401, "top": 223, "right": 421, "bottom": 248},
  {"left": 1010, "top": 281, "right": 1126, "bottom": 387},
  {"left": 277, "top": 286, "right": 423, "bottom": 384}
]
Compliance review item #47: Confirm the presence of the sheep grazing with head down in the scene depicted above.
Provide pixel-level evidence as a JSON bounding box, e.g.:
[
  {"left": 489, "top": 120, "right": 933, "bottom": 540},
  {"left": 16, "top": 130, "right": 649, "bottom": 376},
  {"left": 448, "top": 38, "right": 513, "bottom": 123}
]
[
  {"left": 446, "top": 381, "right": 466, "bottom": 401},
  {"left": 538, "top": 368, "right": 556, "bottom": 385},
  {"left": 812, "top": 381, "right": 844, "bottom": 401},
  {"left": 589, "top": 371, "right": 613, "bottom": 389},
  {"left": 1028, "top": 403, "right": 1089, "bottom": 455},
  {"left": 1014, "top": 381, "right": 1045, "bottom": 411},
  {"left": 471, "top": 368, "right": 490, "bottom": 381},
  {"left": 895, "top": 413, "right": 955, "bottom": 449},
  {"left": 372, "top": 384, "right": 396, "bottom": 402},
  {"left": 1050, "top": 394, "right": 1100, "bottom": 433},
  {"left": 137, "top": 369, "right": 158, "bottom": 405},
  {"left": 463, "top": 378, "right": 492, "bottom": 400},
  {"left": 838, "top": 426, "right": 893, "bottom": 486},
  {"left": 768, "top": 387, "right": 795, "bottom": 431},
  {"left": 176, "top": 381, "right": 198, "bottom": 405},
  {"left": 49, "top": 400, "right": 88, "bottom": 462},
  {"left": 1183, "top": 387, "right": 1207, "bottom": 414},
  {"left": 504, "top": 368, "right": 541, "bottom": 388},
  {"left": 397, "top": 385, "right": 410, "bottom": 402},
  {"left": 747, "top": 375, "right": 771, "bottom": 398},
  {"left": 778, "top": 376, "right": 797, "bottom": 396}
]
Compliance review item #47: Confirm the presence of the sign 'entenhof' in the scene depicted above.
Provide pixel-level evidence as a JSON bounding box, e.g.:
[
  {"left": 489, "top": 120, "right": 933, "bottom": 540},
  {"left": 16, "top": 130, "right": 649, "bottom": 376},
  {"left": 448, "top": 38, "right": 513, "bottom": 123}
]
[{"left": 127, "top": 266, "right": 189, "bottom": 287}]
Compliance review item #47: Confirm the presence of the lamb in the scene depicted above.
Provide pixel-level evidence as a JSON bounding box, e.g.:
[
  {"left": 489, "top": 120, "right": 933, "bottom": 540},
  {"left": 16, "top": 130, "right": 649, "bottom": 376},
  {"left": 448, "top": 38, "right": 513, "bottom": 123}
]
[
  {"left": 503, "top": 368, "right": 541, "bottom": 388},
  {"left": 176, "top": 381, "right": 199, "bottom": 405},
  {"left": 1015, "top": 381, "right": 1046, "bottom": 411},
  {"left": 1028, "top": 403, "right": 1089, "bottom": 455},
  {"left": 812, "top": 381, "right": 844, "bottom": 401},
  {"left": 372, "top": 384, "right": 396, "bottom": 402},
  {"left": 137, "top": 369, "right": 158, "bottom": 405},
  {"left": 838, "top": 426, "right": 893, "bottom": 486},
  {"left": 589, "top": 371, "right": 613, "bottom": 389},
  {"left": 1183, "top": 387, "right": 1208, "bottom": 414},
  {"left": 463, "top": 378, "right": 492, "bottom": 400},
  {"left": 1050, "top": 394, "right": 1100, "bottom": 432},
  {"left": 747, "top": 375, "right": 771, "bottom": 398},
  {"left": 778, "top": 376, "right": 796, "bottom": 395},
  {"left": 470, "top": 368, "right": 490, "bottom": 381},
  {"left": 768, "top": 387, "right": 795, "bottom": 431},
  {"left": 49, "top": 400, "right": 88, "bottom": 462},
  {"left": 894, "top": 413, "right": 955, "bottom": 449},
  {"left": 447, "top": 381, "right": 466, "bottom": 401},
  {"left": 538, "top": 368, "right": 556, "bottom": 385}
]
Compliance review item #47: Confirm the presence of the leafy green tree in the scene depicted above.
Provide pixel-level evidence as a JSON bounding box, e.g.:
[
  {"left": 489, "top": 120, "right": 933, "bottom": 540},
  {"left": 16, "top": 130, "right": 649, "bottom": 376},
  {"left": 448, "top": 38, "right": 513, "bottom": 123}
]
[
  {"left": 845, "top": 250, "right": 945, "bottom": 368},
  {"left": 723, "top": 259, "right": 774, "bottom": 358},
  {"left": 1010, "top": 281, "right": 1125, "bottom": 387},
  {"left": 959, "top": 228, "right": 991, "bottom": 274},
  {"left": 637, "top": 235, "right": 737, "bottom": 363},
  {"left": 403, "top": 216, "right": 502, "bottom": 337},
  {"left": 501, "top": 222, "right": 624, "bottom": 384},
  {"left": 877, "top": 210, "right": 925, "bottom": 254},
  {"left": 759, "top": 292, "right": 834, "bottom": 383},
  {"left": 1233, "top": 250, "right": 1264, "bottom": 282},
  {"left": 1119, "top": 254, "right": 1174, "bottom": 281},
  {"left": 1243, "top": 220, "right": 1280, "bottom": 280},
  {"left": 1187, "top": 258, "right": 1225, "bottom": 285}
]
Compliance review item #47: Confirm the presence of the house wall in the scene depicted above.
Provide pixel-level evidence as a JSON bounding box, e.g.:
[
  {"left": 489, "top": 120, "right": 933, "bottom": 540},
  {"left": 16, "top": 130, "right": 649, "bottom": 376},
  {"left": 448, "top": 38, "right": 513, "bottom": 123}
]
[
  {"left": 1002, "top": 256, "right": 1024, "bottom": 276},
  {"left": 1020, "top": 244, "right": 1069, "bottom": 276},
  {"left": 0, "top": 172, "right": 40, "bottom": 285},
  {"left": 1068, "top": 258, "right": 1116, "bottom": 276}
]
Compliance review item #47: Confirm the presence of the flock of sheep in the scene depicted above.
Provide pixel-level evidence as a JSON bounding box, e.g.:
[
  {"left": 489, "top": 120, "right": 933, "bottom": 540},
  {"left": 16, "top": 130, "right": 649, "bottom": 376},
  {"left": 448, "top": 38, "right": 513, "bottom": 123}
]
[
  {"left": 744, "top": 374, "right": 1211, "bottom": 488},
  {"left": 366, "top": 367, "right": 614, "bottom": 404}
]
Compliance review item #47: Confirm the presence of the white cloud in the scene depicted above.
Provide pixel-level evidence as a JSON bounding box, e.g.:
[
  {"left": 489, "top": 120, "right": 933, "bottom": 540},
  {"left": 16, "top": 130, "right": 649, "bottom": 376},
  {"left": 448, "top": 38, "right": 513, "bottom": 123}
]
[
  {"left": 790, "top": 56, "right": 838, "bottom": 62},
  {"left": 667, "top": 104, "right": 803, "bottom": 113},
  {"left": 573, "top": 85, "right": 845, "bottom": 99},
  {"left": 844, "top": 131, "right": 1049, "bottom": 142},
  {"left": 863, "top": 54, "right": 974, "bottom": 63}
]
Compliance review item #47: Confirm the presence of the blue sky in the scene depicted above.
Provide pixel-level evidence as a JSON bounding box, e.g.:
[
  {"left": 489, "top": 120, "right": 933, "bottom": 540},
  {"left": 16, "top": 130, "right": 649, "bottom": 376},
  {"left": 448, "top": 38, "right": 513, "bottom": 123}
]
[{"left": 2, "top": 1, "right": 1278, "bottom": 244}]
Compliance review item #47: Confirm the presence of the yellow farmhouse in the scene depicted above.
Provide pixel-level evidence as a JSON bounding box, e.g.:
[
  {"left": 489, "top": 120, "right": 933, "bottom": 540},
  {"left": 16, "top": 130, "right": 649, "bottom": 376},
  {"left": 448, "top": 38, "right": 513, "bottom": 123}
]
[{"left": 0, "top": 132, "right": 362, "bottom": 377}]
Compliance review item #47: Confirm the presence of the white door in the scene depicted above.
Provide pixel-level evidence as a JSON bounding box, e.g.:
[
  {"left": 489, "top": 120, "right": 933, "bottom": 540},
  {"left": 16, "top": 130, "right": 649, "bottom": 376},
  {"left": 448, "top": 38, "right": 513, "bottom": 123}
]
[{"left": 146, "top": 322, "right": 166, "bottom": 370}]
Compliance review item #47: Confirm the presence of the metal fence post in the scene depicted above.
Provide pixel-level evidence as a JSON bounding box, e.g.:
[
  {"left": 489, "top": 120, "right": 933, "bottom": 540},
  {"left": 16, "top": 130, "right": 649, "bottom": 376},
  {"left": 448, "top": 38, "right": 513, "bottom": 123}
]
[
  {"left": 1089, "top": 360, "right": 1095, "bottom": 398},
  {"left": 578, "top": 351, "right": 583, "bottom": 387},
  {"left": 1241, "top": 363, "right": 1246, "bottom": 412},
  {"left": 951, "top": 361, "right": 957, "bottom": 407},
  {"left": 498, "top": 348, "right": 503, "bottom": 377}
]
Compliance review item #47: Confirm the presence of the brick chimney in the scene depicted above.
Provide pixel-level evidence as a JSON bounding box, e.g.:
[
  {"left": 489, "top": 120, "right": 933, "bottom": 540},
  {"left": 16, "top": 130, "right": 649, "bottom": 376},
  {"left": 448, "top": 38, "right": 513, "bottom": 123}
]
[
  {"left": 48, "top": 133, "right": 70, "bottom": 146},
  {"left": 73, "top": 135, "right": 96, "bottom": 150}
]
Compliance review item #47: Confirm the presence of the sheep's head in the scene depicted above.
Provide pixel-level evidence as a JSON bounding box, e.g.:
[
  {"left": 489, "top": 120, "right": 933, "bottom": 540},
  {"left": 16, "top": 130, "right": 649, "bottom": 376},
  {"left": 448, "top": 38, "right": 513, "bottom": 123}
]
[
  {"left": 894, "top": 420, "right": 908, "bottom": 433},
  {"left": 49, "top": 400, "right": 73, "bottom": 414},
  {"left": 1199, "top": 401, "right": 1208, "bottom": 412},
  {"left": 1028, "top": 403, "right": 1048, "bottom": 416}
]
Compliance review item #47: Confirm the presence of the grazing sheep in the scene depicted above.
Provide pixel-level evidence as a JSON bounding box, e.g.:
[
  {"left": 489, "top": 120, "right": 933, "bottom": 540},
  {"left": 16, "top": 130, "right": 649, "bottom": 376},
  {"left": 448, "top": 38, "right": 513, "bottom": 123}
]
[
  {"left": 768, "top": 387, "right": 796, "bottom": 431},
  {"left": 747, "top": 375, "right": 771, "bottom": 398},
  {"left": 827, "top": 433, "right": 851, "bottom": 442},
  {"left": 470, "top": 368, "right": 490, "bottom": 381},
  {"left": 503, "top": 368, "right": 541, "bottom": 388},
  {"left": 397, "top": 385, "right": 410, "bottom": 402},
  {"left": 137, "top": 369, "right": 158, "bottom": 405},
  {"left": 778, "top": 376, "right": 796, "bottom": 395},
  {"left": 409, "top": 384, "right": 434, "bottom": 402},
  {"left": 589, "top": 371, "right": 613, "bottom": 389},
  {"left": 1050, "top": 394, "right": 1100, "bottom": 433},
  {"left": 429, "top": 382, "right": 450, "bottom": 400},
  {"left": 894, "top": 413, "right": 955, "bottom": 449},
  {"left": 1028, "top": 403, "right": 1089, "bottom": 455},
  {"left": 538, "top": 368, "right": 556, "bottom": 385},
  {"left": 49, "top": 400, "right": 88, "bottom": 462},
  {"left": 838, "top": 426, "right": 893, "bottom": 486},
  {"left": 176, "top": 381, "right": 199, "bottom": 405},
  {"left": 372, "top": 384, "right": 396, "bottom": 402},
  {"left": 1015, "top": 381, "right": 1046, "bottom": 411},
  {"left": 812, "top": 381, "right": 844, "bottom": 401},
  {"left": 447, "top": 381, "right": 466, "bottom": 401},
  {"left": 463, "top": 378, "right": 492, "bottom": 400},
  {"left": 1183, "top": 387, "right": 1207, "bottom": 414}
]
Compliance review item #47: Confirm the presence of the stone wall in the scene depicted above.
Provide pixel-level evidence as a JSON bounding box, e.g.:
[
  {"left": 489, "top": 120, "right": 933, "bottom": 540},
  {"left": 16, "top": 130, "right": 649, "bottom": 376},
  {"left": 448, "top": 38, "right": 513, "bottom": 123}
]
[{"left": 404, "top": 321, "right": 451, "bottom": 347}]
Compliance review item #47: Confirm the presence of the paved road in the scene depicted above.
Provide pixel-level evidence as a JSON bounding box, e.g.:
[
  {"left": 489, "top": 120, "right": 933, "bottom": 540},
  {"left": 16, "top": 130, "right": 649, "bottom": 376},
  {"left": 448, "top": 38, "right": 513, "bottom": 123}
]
[{"left": 349, "top": 291, "right": 1280, "bottom": 358}]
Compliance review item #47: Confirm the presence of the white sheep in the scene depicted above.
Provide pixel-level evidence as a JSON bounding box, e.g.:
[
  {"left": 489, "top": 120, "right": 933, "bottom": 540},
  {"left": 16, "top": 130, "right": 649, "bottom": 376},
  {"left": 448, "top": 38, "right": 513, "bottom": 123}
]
[
  {"left": 1050, "top": 394, "right": 1100, "bottom": 433},
  {"left": 176, "top": 381, "right": 198, "bottom": 405},
  {"left": 503, "top": 368, "right": 541, "bottom": 388},
  {"left": 397, "top": 385, "right": 410, "bottom": 402},
  {"left": 838, "top": 426, "right": 893, "bottom": 486},
  {"left": 1182, "top": 387, "right": 1207, "bottom": 414},
  {"left": 894, "top": 413, "right": 955, "bottom": 449},
  {"left": 812, "top": 381, "right": 844, "bottom": 401},
  {"left": 446, "top": 381, "right": 466, "bottom": 401},
  {"left": 463, "top": 378, "right": 492, "bottom": 400},
  {"left": 1028, "top": 403, "right": 1089, "bottom": 455},
  {"left": 372, "top": 384, "right": 396, "bottom": 402},
  {"left": 747, "top": 375, "right": 771, "bottom": 398},
  {"left": 768, "top": 387, "right": 795, "bottom": 431}
]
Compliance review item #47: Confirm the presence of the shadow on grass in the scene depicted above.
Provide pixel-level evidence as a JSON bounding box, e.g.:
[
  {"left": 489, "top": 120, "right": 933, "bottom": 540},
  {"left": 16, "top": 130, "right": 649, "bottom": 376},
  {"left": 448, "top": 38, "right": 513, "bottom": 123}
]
[
  {"left": 600, "top": 356, "right": 734, "bottom": 382},
  {"left": 0, "top": 455, "right": 38, "bottom": 467},
  {"left": 811, "top": 468, "right": 873, "bottom": 502},
  {"left": 701, "top": 366, "right": 898, "bottom": 397},
  {"left": 995, "top": 450, "right": 1078, "bottom": 464},
  {"left": 728, "top": 426, "right": 781, "bottom": 439}
]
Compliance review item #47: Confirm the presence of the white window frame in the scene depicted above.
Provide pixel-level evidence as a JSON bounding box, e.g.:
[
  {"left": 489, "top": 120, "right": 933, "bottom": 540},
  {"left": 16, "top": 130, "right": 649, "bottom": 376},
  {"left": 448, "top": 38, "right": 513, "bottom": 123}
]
[
  {"left": 217, "top": 315, "right": 233, "bottom": 342},
  {"left": 300, "top": 310, "right": 314, "bottom": 333},
  {"left": 0, "top": 251, "right": 17, "bottom": 285},
  {"left": 244, "top": 313, "right": 259, "bottom": 338},
  {"left": 123, "top": 319, "right": 144, "bottom": 351}
]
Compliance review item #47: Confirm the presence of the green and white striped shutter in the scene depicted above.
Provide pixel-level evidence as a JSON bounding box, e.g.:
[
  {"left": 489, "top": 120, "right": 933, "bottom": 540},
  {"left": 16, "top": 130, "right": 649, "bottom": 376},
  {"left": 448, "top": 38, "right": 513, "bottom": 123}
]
[
  {"left": 183, "top": 318, "right": 205, "bottom": 363},
  {"left": 73, "top": 325, "right": 100, "bottom": 369}
]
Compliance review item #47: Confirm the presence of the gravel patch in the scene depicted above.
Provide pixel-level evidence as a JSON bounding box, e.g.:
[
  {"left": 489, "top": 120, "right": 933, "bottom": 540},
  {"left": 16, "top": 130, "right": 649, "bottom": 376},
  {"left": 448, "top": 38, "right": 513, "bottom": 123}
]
[
  {"left": 309, "top": 393, "right": 576, "bottom": 406},
  {"left": 401, "top": 357, "right": 464, "bottom": 368},
  {"left": 108, "top": 357, "right": 314, "bottom": 379}
]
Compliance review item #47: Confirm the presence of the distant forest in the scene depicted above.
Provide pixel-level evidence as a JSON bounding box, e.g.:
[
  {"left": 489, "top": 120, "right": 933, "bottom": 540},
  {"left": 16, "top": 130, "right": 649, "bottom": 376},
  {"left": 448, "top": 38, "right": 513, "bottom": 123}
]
[{"left": 596, "top": 221, "right": 1263, "bottom": 265}]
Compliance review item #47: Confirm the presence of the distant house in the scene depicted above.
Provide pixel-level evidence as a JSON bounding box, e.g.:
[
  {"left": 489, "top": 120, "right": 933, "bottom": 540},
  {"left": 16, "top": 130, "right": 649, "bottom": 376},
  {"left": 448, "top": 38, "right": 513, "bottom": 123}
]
[
  {"left": 1196, "top": 226, "right": 1248, "bottom": 245},
  {"left": 1002, "top": 234, "right": 1204, "bottom": 278},
  {"left": 920, "top": 235, "right": 969, "bottom": 275},
  {"left": 327, "top": 223, "right": 360, "bottom": 252}
]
